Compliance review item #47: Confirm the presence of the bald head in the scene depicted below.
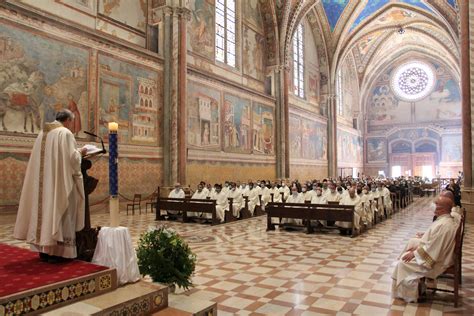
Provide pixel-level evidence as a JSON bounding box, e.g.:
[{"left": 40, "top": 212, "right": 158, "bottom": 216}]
[
  {"left": 434, "top": 196, "right": 453, "bottom": 217},
  {"left": 440, "top": 190, "right": 455, "bottom": 203}
]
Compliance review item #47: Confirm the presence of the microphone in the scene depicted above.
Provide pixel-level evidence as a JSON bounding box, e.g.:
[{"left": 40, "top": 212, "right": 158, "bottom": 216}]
[{"left": 84, "top": 131, "right": 99, "bottom": 138}]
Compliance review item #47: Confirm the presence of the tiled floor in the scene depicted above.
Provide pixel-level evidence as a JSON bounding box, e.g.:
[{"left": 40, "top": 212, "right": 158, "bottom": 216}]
[{"left": 1, "top": 196, "right": 473, "bottom": 315}]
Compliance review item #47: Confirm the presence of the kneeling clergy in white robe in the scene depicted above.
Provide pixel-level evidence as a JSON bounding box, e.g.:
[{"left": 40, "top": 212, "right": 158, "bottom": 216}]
[
  {"left": 392, "top": 196, "right": 458, "bottom": 303},
  {"left": 336, "top": 188, "right": 363, "bottom": 230},
  {"left": 164, "top": 183, "right": 185, "bottom": 216},
  {"left": 189, "top": 184, "right": 208, "bottom": 218},
  {"left": 281, "top": 189, "right": 304, "bottom": 225},
  {"left": 14, "top": 112, "right": 85, "bottom": 258}
]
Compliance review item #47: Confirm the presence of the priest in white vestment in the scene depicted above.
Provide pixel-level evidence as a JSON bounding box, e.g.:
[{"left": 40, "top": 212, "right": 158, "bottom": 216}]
[
  {"left": 279, "top": 181, "right": 290, "bottom": 201},
  {"left": 281, "top": 187, "right": 304, "bottom": 225},
  {"left": 376, "top": 182, "right": 393, "bottom": 216},
  {"left": 392, "top": 196, "right": 458, "bottom": 303},
  {"left": 227, "top": 183, "right": 243, "bottom": 218},
  {"left": 14, "top": 110, "right": 85, "bottom": 260},
  {"left": 210, "top": 185, "right": 228, "bottom": 222},
  {"left": 270, "top": 183, "right": 282, "bottom": 202},
  {"left": 326, "top": 184, "right": 342, "bottom": 203},
  {"left": 244, "top": 183, "right": 260, "bottom": 215},
  {"left": 336, "top": 188, "right": 363, "bottom": 231},
  {"left": 189, "top": 184, "right": 208, "bottom": 218},
  {"left": 165, "top": 183, "right": 185, "bottom": 216},
  {"left": 311, "top": 187, "right": 328, "bottom": 226}
]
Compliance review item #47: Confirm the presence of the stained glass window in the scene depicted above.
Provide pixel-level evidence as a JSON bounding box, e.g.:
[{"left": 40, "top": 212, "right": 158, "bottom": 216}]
[
  {"left": 391, "top": 61, "right": 436, "bottom": 101},
  {"left": 293, "top": 24, "right": 304, "bottom": 98},
  {"left": 216, "top": 0, "right": 236, "bottom": 67}
]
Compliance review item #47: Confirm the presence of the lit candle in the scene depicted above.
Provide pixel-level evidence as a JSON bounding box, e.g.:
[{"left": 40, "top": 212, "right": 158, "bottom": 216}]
[
  {"left": 108, "top": 122, "right": 118, "bottom": 132},
  {"left": 108, "top": 122, "right": 119, "bottom": 227}
]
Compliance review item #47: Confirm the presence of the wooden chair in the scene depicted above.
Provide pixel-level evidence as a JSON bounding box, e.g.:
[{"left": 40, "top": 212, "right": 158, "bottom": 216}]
[
  {"left": 145, "top": 192, "right": 158, "bottom": 214},
  {"left": 426, "top": 210, "right": 466, "bottom": 307},
  {"left": 126, "top": 194, "right": 142, "bottom": 215}
]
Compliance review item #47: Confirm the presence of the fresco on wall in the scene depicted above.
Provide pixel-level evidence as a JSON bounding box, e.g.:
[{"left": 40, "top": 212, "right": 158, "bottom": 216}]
[
  {"left": 223, "top": 94, "right": 252, "bottom": 153},
  {"left": 337, "top": 129, "right": 362, "bottom": 164},
  {"left": 98, "top": 0, "right": 147, "bottom": 32},
  {"left": 289, "top": 113, "right": 327, "bottom": 160},
  {"left": 289, "top": 115, "right": 302, "bottom": 158},
  {"left": 187, "top": 81, "right": 220, "bottom": 149},
  {"left": 306, "top": 25, "right": 320, "bottom": 105},
  {"left": 0, "top": 23, "right": 89, "bottom": 135},
  {"left": 339, "top": 56, "right": 359, "bottom": 122},
  {"left": 189, "top": 0, "right": 215, "bottom": 60},
  {"left": 252, "top": 103, "right": 274, "bottom": 155},
  {"left": 243, "top": 0, "right": 264, "bottom": 31},
  {"left": 368, "top": 61, "right": 461, "bottom": 127},
  {"left": 351, "top": 0, "right": 432, "bottom": 32},
  {"left": 367, "top": 138, "right": 387, "bottom": 162},
  {"left": 58, "top": 0, "right": 97, "bottom": 15},
  {"left": 321, "top": 0, "right": 350, "bottom": 31},
  {"left": 243, "top": 26, "right": 265, "bottom": 81},
  {"left": 98, "top": 54, "right": 159, "bottom": 144},
  {"left": 442, "top": 135, "right": 462, "bottom": 162}
]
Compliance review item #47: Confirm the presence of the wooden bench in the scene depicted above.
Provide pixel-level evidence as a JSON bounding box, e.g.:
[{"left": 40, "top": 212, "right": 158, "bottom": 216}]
[
  {"left": 155, "top": 197, "right": 220, "bottom": 225},
  {"left": 266, "top": 202, "right": 358, "bottom": 237}
]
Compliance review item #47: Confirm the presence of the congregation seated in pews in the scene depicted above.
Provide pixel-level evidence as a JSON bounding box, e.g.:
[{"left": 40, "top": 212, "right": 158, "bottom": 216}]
[{"left": 153, "top": 175, "right": 418, "bottom": 230}]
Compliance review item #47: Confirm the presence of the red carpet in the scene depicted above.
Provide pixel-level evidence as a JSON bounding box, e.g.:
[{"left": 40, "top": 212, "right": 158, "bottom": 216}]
[{"left": 0, "top": 243, "right": 108, "bottom": 297}]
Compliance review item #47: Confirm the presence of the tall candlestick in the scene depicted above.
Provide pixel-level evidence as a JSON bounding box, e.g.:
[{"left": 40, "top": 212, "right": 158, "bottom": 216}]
[{"left": 108, "top": 122, "right": 119, "bottom": 227}]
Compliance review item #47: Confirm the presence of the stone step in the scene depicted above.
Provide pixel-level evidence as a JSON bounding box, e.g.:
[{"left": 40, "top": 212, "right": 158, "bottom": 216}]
[
  {"left": 43, "top": 281, "right": 168, "bottom": 315},
  {"left": 152, "top": 293, "right": 217, "bottom": 316}
]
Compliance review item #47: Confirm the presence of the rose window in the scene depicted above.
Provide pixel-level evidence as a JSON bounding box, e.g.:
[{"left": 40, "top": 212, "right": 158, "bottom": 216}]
[{"left": 391, "top": 61, "right": 436, "bottom": 101}]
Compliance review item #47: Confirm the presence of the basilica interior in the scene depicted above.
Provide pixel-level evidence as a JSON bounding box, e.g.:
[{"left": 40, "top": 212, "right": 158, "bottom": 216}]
[{"left": 0, "top": 0, "right": 473, "bottom": 315}]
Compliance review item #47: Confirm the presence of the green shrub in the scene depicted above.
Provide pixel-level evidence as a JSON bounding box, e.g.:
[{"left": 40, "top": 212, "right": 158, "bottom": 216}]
[{"left": 137, "top": 227, "right": 196, "bottom": 290}]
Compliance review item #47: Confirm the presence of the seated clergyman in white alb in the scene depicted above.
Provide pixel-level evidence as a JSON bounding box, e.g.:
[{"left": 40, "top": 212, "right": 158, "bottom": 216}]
[
  {"left": 392, "top": 196, "right": 458, "bottom": 303},
  {"left": 336, "top": 188, "right": 363, "bottom": 232},
  {"left": 210, "top": 184, "right": 228, "bottom": 223},
  {"left": 189, "top": 183, "right": 208, "bottom": 218},
  {"left": 326, "top": 184, "right": 342, "bottom": 203},
  {"left": 281, "top": 187, "right": 304, "bottom": 226},
  {"left": 244, "top": 182, "right": 260, "bottom": 216},
  {"left": 227, "top": 182, "right": 243, "bottom": 218},
  {"left": 164, "top": 183, "right": 185, "bottom": 216},
  {"left": 310, "top": 187, "right": 328, "bottom": 226}
]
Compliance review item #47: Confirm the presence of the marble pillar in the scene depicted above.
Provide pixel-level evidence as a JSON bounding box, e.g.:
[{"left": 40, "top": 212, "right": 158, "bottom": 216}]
[
  {"left": 461, "top": 0, "right": 474, "bottom": 222},
  {"left": 162, "top": 7, "right": 172, "bottom": 186},
  {"left": 274, "top": 66, "right": 290, "bottom": 179}
]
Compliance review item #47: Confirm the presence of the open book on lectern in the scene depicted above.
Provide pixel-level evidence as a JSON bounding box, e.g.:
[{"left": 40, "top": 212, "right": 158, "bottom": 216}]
[{"left": 81, "top": 144, "right": 104, "bottom": 156}]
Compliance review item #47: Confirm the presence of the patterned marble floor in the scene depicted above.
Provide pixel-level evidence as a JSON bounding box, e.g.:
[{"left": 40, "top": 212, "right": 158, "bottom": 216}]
[{"left": 1, "top": 197, "right": 473, "bottom": 315}]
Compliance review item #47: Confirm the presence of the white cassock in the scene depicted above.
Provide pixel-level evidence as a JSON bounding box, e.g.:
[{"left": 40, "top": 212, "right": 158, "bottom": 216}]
[
  {"left": 310, "top": 194, "right": 328, "bottom": 226},
  {"left": 210, "top": 190, "right": 228, "bottom": 222},
  {"left": 392, "top": 214, "right": 458, "bottom": 302},
  {"left": 189, "top": 190, "right": 208, "bottom": 217},
  {"left": 326, "top": 191, "right": 342, "bottom": 203},
  {"left": 14, "top": 121, "right": 85, "bottom": 258},
  {"left": 246, "top": 187, "right": 260, "bottom": 215},
  {"left": 165, "top": 189, "right": 185, "bottom": 215},
  {"left": 260, "top": 186, "right": 271, "bottom": 210},
  {"left": 376, "top": 187, "right": 393, "bottom": 215},
  {"left": 302, "top": 191, "right": 313, "bottom": 202},
  {"left": 279, "top": 185, "right": 290, "bottom": 201},
  {"left": 336, "top": 195, "right": 363, "bottom": 230},
  {"left": 227, "top": 189, "right": 243, "bottom": 217},
  {"left": 270, "top": 187, "right": 282, "bottom": 202},
  {"left": 202, "top": 187, "right": 210, "bottom": 197},
  {"left": 359, "top": 193, "right": 374, "bottom": 225},
  {"left": 281, "top": 193, "right": 304, "bottom": 225}
]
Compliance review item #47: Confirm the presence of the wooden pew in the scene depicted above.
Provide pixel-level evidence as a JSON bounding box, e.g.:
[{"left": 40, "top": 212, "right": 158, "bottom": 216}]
[
  {"left": 155, "top": 197, "right": 220, "bottom": 225},
  {"left": 266, "top": 202, "right": 358, "bottom": 237}
]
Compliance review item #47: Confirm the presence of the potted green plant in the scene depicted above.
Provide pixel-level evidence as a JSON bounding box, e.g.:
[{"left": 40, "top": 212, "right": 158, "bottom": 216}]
[{"left": 136, "top": 227, "right": 196, "bottom": 291}]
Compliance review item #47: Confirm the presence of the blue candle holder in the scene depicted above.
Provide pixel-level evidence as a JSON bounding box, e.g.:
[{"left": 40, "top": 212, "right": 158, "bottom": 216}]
[{"left": 109, "top": 131, "right": 118, "bottom": 196}]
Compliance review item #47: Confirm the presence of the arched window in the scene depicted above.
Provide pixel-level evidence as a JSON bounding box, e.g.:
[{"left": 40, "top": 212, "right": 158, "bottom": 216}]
[
  {"left": 336, "top": 69, "right": 343, "bottom": 116},
  {"left": 293, "top": 24, "right": 304, "bottom": 98},
  {"left": 215, "top": 0, "right": 236, "bottom": 67}
]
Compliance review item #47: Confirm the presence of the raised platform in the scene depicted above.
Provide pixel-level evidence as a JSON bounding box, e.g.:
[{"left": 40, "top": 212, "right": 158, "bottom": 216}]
[
  {"left": 43, "top": 281, "right": 168, "bottom": 315},
  {"left": 0, "top": 243, "right": 117, "bottom": 315}
]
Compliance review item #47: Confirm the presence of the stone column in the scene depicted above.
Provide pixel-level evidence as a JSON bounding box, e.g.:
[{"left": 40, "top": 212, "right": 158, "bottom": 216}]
[
  {"left": 326, "top": 94, "right": 337, "bottom": 178},
  {"left": 161, "top": 5, "right": 188, "bottom": 186},
  {"left": 162, "top": 6, "right": 173, "bottom": 186},
  {"left": 274, "top": 65, "right": 290, "bottom": 179},
  {"left": 460, "top": 0, "right": 474, "bottom": 222}
]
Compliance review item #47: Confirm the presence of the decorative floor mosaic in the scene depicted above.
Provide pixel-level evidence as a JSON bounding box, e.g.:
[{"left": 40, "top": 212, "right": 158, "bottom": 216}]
[{"left": 1, "top": 196, "right": 473, "bottom": 315}]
